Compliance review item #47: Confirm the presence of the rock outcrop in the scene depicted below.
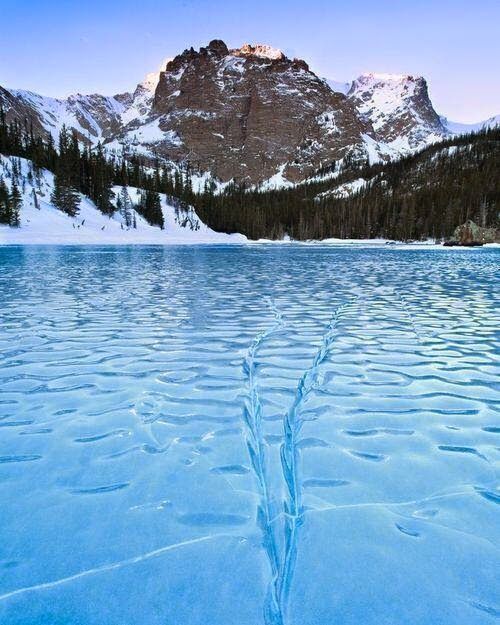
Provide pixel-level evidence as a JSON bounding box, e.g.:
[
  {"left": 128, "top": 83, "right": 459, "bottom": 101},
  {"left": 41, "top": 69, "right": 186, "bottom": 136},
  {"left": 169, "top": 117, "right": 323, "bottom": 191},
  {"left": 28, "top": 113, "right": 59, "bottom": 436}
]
[
  {"left": 450, "top": 220, "right": 499, "bottom": 245},
  {"left": 148, "top": 40, "right": 369, "bottom": 183}
]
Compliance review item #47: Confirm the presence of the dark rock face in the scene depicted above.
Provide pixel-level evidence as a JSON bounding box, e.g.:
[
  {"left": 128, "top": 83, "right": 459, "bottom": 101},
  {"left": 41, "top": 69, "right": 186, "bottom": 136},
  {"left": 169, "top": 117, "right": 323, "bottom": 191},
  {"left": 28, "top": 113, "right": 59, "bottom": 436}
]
[
  {"left": 0, "top": 86, "right": 48, "bottom": 137},
  {"left": 150, "top": 43, "right": 369, "bottom": 183}
]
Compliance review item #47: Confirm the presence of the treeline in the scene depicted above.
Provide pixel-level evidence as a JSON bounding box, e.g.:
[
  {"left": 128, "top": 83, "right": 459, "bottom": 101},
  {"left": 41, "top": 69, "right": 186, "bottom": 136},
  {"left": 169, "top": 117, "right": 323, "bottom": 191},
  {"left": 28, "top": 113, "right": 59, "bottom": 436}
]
[
  {"left": 192, "top": 127, "right": 500, "bottom": 241},
  {"left": 0, "top": 110, "right": 200, "bottom": 228}
]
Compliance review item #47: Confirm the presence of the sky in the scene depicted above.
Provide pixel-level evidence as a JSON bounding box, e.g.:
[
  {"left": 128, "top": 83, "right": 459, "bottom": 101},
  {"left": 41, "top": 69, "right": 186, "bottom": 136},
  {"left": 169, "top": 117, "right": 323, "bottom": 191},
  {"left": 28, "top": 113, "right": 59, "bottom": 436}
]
[{"left": 1, "top": 0, "right": 499, "bottom": 122}]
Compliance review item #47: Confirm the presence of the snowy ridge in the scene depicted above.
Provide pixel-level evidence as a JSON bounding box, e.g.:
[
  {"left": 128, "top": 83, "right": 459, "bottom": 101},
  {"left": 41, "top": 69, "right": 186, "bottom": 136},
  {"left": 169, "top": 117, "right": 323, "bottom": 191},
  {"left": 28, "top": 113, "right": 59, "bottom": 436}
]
[
  {"left": 234, "top": 44, "right": 285, "bottom": 60},
  {"left": 139, "top": 58, "right": 172, "bottom": 93},
  {"left": 0, "top": 155, "right": 246, "bottom": 245},
  {"left": 7, "top": 89, "right": 124, "bottom": 144},
  {"left": 347, "top": 73, "right": 446, "bottom": 153},
  {"left": 441, "top": 114, "right": 500, "bottom": 135},
  {"left": 349, "top": 73, "right": 420, "bottom": 131}
]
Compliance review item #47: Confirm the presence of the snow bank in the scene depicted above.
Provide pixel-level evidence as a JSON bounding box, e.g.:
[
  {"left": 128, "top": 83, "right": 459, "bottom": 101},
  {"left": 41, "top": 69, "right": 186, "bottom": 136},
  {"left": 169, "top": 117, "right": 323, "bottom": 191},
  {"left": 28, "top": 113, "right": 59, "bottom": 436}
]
[{"left": 0, "top": 156, "right": 246, "bottom": 245}]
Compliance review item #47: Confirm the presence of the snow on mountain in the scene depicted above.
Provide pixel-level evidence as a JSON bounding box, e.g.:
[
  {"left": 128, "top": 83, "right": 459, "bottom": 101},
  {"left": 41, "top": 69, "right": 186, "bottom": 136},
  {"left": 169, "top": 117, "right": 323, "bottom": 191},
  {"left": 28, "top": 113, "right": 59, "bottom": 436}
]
[
  {"left": 440, "top": 114, "right": 500, "bottom": 135},
  {"left": 145, "top": 39, "right": 371, "bottom": 184},
  {"left": 1, "top": 59, "right": 173, "bottom": 148},
  {"left": 139, "top": 58, "right": 173, "bottom": 93},
  {"left": 4, "top": 88, "right": 125, "bottom": 144},
  {"left": 0, "top": 156, "right": 246, "bottom": 245},
  {"left": 234, "top": 43, "right": 285, "bottom": 60},
  {"left": 315, "top": 177, "right": 367, "bottom": 200},
  {"left": 347, "top": 73, "right": 447, "bottom": 153},
  {"left": 0, "top": 41, "right": 492, "bottom": 189}
]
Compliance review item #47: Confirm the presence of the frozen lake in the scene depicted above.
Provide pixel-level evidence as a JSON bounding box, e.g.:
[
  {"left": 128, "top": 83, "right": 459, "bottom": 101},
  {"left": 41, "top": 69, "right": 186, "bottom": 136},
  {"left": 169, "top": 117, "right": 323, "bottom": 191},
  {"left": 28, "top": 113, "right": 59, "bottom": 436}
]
[{"left": 0, "top": 245, "right": 499, "bottom": 624}]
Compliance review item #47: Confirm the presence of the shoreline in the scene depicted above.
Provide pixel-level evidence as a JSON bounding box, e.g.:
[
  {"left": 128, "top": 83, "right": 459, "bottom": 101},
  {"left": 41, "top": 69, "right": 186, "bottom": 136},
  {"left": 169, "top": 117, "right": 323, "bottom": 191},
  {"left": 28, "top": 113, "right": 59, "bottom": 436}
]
[{"left": 1, "top": 233, "right": 498, "bottom": 249}]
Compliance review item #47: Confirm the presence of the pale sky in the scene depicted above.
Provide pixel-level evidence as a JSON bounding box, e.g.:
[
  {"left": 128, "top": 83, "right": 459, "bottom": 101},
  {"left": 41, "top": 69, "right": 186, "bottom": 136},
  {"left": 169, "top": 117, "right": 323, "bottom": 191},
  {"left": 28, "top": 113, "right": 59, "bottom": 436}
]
[{"left": 1, "top": 0, "right": 498, "bottom": 122}]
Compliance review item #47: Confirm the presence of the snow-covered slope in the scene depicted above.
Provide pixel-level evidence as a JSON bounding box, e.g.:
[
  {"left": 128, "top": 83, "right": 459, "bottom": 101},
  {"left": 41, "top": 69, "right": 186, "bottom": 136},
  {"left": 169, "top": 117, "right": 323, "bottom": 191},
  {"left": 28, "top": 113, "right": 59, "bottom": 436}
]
[
  {"left": 347, "top": 73, "right": 447, "bottom": 153},
  {"left": 4, "top": 89, "right": 125, "bottom": 145},
  {"left": 0, "top": 156, "right": 246, "bottom": 245},
  {"left": 1, "top": 58, "right": 173, "bottom": 148},
  {"left": 323, "top": 78, "right": 351, "bottom": 95},
  {"left": 440, "top": 114, "right": 500, "bottom": 135}
]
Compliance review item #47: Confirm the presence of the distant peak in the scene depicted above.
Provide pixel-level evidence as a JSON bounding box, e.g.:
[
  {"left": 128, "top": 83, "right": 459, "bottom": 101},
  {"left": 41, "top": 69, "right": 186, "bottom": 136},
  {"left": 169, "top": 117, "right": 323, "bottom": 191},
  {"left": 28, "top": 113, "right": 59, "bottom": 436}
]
[
  {"left": 139, "top": 57, "right": 172, "bottom": 92},
  {"left": 363, "top": 72, "right": 407, "bottom": 81},
  {"left": 356, "top": 72, "right": 423, "bottom": 84},
  {"left": 233, "top": 43, "right": 285, "bottom": 60}
]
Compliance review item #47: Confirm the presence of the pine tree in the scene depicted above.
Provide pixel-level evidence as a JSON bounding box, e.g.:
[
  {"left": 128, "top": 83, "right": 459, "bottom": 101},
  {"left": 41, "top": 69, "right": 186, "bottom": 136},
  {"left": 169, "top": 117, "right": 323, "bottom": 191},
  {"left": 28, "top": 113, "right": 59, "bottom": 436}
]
[
  {"left": 51, "top": 126, "right": 80, "bottom": 216},
  {"left": 51, "top": 173, "right": 80, "bottom": 216},
  {"left": 9, "top": 180, "right": 22, "bottom": 227},
  {"left": 0, "top": 177, "right": 10, "bottom": 224},
  {"left": 119, "top": 186, "right": 133, "bottom": 227},
  {"left": 136, "top": 189, "right": 164, "bottom": 229}
]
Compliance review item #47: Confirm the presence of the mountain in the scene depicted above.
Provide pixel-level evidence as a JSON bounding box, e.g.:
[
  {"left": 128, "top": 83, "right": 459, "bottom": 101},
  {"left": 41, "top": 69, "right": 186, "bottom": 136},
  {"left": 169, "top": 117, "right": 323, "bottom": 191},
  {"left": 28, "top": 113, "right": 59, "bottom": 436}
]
[
  {"left": 146, "top": 40, "right": 375, "bottom": 183},
  {"left": 190, "top": 127, "right": 500, "bottom": 242},
  {"left": 346, "top": 73, "right": 446, "bottom": 153},
  {"left": 0, "top": 40, "right": 497, "bottom": 187}
]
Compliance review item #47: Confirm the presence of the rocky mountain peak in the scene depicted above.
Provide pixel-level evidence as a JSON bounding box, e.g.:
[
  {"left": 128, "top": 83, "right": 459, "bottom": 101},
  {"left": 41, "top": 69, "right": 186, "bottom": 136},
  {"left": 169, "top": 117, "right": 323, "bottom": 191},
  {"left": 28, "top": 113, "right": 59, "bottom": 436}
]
[
  {"left": 1, "top": 39, "right": 480, "bottom": 188},
  {"left": 206, "top": 39, "right": 230, "bottom": 55},
  {"left": 348, "top": 71, "right": 445, "bottom": 150},
  {"left": 232, "top": 43, "right": 286, "bottom": 61},
  {"left": 147, "top": 39, "right": 368, "bottom": 183}
]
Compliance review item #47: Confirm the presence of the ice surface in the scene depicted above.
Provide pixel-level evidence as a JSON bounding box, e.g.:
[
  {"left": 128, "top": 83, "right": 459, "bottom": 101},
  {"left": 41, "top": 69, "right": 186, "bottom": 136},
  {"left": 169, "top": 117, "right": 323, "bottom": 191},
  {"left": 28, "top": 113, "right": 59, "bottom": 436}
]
[{"left": 0, "top": 246, "right": 498, "bottom": 624}]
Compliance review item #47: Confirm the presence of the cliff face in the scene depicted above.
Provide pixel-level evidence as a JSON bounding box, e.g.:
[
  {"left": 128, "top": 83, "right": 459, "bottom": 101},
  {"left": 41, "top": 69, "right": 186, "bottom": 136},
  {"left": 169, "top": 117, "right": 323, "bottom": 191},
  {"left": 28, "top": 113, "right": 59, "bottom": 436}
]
[{"left": 149, "top": 40, "right": 369, "bottom": 183}]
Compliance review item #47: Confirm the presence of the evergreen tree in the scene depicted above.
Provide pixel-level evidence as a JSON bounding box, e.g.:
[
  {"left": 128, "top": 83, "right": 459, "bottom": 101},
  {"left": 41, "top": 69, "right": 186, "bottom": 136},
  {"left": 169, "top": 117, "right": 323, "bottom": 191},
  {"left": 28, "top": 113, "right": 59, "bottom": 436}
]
[
  {"left": 51, "top": 173, "right": 80, "bottom": 216},
  {"left": 119, "top": 186, "right": 133, "bottom": 227},
  {"left": 9, "top": 180, "right": 22, "bottom": 227},
  {"left": 136, "top": 189, "right": 164, "bottom": 229},
  {"left": 0, "top": 177, "right": 10, "bottom": 224},
  {"left": 51, "top": 126, "right": 80, "bottom": 216}
]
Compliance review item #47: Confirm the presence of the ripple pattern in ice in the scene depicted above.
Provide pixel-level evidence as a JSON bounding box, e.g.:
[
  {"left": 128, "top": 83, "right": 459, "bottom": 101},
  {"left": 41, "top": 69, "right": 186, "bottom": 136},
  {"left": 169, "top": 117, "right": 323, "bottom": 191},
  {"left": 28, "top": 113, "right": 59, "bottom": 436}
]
[{"left": 0, "top": 245, "right": 498, "bottom": 625}]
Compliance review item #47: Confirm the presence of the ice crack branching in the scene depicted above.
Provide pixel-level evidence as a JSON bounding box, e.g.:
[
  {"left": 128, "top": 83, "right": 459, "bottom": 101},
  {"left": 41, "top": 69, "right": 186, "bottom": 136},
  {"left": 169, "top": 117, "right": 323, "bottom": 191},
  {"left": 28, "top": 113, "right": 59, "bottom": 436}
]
[
  {"left": 242, "top": 300, "right": 285, "bottom": 624},
  {"left": 276, "top": 300, "right": 352, "bottom": 623},
  {"left": 395, "top": 289, "right": 429, "bottom": 344},
  {"left": 242, "top": 299, "right": 351, "bottom": 624}
]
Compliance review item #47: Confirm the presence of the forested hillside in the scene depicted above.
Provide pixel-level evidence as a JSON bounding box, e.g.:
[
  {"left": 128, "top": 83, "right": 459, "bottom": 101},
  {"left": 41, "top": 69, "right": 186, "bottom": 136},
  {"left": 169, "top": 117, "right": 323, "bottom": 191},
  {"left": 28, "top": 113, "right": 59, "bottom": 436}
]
[
  {"left": 193, "top": 128, "right": 500, "bottom": 241},
  {"left": 1, "top": 107, "right": 498, "bottom": 241}
]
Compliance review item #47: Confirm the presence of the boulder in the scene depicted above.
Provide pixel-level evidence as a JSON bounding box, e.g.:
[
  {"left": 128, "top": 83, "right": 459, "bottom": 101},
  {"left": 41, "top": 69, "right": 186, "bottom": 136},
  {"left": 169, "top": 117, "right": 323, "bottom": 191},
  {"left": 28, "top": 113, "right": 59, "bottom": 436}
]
[{"left": 453, "top": 220, "right": 498, "bottom": 245}]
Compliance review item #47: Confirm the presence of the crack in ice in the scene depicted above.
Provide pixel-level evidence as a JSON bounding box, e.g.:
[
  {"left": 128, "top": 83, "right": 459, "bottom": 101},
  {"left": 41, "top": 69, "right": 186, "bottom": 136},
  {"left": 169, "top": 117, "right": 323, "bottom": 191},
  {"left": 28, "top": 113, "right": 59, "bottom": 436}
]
[
  {"left": 275, "top": 300, "right": 353, "bottom": 623},
  {"left": 242, "top": 299, "right": 286, "bottom": 624},
  {"left": 0, "top": 534, "right": 229, "bottom": 603}
]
